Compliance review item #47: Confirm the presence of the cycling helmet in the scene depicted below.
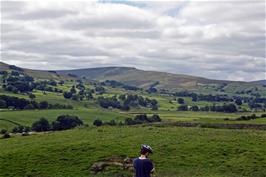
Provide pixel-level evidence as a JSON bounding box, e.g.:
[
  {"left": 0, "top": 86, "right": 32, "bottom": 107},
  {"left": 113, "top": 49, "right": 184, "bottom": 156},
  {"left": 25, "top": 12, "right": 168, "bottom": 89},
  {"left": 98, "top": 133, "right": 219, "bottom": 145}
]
[{"left": 141, "top": 144, "right": 153, "bottom": 154}]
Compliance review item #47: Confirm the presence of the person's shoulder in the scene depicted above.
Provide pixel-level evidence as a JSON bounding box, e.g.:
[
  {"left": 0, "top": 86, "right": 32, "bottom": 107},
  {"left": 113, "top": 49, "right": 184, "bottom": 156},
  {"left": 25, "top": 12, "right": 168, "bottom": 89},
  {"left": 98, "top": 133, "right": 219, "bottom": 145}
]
[
  {"left": 144, "top": 159, "right": 153, "bottom": 164},
  {"left": 133, "top": 157, "right": 140, "bottom": 163}
]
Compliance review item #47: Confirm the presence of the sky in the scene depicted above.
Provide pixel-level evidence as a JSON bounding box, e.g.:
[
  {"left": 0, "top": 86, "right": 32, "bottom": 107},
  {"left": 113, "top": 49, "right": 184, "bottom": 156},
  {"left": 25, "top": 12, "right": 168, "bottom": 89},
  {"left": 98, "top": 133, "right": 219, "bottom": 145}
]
[{"left": 1, "top": 0, "right": 265, "bottom": 81}]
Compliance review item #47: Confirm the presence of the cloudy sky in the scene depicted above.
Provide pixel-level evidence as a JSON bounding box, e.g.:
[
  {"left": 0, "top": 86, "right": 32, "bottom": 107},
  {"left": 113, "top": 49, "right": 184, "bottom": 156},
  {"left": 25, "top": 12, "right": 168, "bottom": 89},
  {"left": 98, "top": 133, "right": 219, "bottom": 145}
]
[{"left": 1, "top": 0, "right": 265, "bottom": 81}]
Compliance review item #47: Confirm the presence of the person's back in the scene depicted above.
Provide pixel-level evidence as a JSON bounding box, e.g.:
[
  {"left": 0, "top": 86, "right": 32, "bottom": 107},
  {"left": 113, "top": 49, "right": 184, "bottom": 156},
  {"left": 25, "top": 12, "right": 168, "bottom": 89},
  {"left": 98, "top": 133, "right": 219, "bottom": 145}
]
[
  {"left": 133, "top": 158, "right": 153, "bottom": 177},
  {"left": 134, "top": 144, "right": 154, "bottom": 177}
]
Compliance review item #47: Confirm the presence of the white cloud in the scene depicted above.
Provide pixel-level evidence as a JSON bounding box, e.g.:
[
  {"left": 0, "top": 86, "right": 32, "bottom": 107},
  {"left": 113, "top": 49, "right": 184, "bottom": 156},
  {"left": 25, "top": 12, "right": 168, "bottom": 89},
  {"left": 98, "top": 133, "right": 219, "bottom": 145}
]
[{"left": 0, "top": 0, "right": 265, "bottom": 81}]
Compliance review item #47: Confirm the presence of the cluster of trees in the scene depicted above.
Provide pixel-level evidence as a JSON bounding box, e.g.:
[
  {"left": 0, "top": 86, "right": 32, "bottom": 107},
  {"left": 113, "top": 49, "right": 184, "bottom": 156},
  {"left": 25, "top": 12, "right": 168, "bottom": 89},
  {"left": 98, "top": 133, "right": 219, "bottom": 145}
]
[
  {"left": 9, "top": 65, "right": 24, "bottom": 71},
  {"left": 32, "top": 115, "right": 83, "bottom": 132},
  {"left": 174, "top": 91, "right": 232, "bottom": 102},
  {"left": 1, "top": 71, "right": 34, "bottom": 93},
  {"left": 124, "top": 114, "right": 161, "bottom": 125},
  {"left": 0, "top": 95, "right": 73, "bottom": 110},
  {"left": 93, "top": 119, "right": 120, "bottom": 127},
  {"left": 177, "top": 103, "right": 238, "bottom": 113},
  {"left": 0, "top": 71, "right": 65, "bottom": 94},
  {"left": 34, "top": 80, "right": 63, "bottom": 93},
  {"left": 1, "top": 115, "right": 83, "bottom": 138},
  {"left": 63, "top": 83, "right": 94, "bottom": 101},
  {"left": 231, "top": 114, "right": 266, "bottom": 121},
  {"left": 120, "top": 94, "right": 158, "bottom": 110},
  {"left": 173, "top": 91, "right": 265, "bottom": 111},
  {"left": 12, "top": 125, "right": 31, "bottom": 133},
  {"left": 235, "top": 87, "right": 261, "bottom": 96},
  {"left": 102, "top": 80, "right": 139, "bottom": 91},
  {"left": 93, "top": 114, "right": 161, "bottom": 127},
  {"left": 95, "top": 86, "right": 105, "bottom": 94},
  {"left": 98, "top": 96, "right": 122, "bottom": 109},
  {"left": 146, "top": 81, "right": 159, "bottom": 94},
  {"left": 98, "top": 94, "right": 158, "bottom": 111},
  {"left": 146, "top": 87, "right": 157, "bottom": 93}
]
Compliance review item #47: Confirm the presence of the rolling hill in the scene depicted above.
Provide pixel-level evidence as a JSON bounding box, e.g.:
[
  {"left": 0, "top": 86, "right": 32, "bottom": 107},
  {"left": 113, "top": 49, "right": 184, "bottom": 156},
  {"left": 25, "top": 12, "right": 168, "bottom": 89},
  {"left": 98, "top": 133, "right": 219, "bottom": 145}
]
[
  {"left": 56, "top": 66, "right": 264, "bottom": 93},
  {"left": 0, "top": 62, "right": 73, "bottom": 80},
  {"left": 1, "top": 61, "right": 264, "bottom": 93},
  {"left": 56, "top": 66, "right": 229, "bottom": 90}
]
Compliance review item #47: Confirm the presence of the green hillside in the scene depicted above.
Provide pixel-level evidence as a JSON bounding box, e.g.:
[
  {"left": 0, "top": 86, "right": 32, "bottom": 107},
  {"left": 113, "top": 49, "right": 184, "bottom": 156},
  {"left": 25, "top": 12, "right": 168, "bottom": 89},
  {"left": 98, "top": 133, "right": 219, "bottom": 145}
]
[
  {"left": 0, "top": 61, "right": 265, "bottom": 177},
  {"left": 56, "top": 66, "right": 265, "bottom": 96},
  {"left": 0, "top": 62, "right": 73, "bottom": 80}
]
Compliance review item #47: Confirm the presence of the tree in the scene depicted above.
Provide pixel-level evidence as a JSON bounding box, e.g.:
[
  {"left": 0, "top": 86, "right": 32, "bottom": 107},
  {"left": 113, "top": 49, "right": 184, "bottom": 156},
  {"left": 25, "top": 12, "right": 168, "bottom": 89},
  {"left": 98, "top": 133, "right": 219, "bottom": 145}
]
[
  {"left": 24, "top": 104, "right": 35, "bottom": 110},
  {"left": 124, "top": 118, "right": 136, "bottom": 125},
  {"left": 93, "top": 119, "right": 103, "bottom": 127},
  {"left": 51, "top": 115, "right": 83, "bottom": 130},
  {"left": 151, "top": 104, "right": 158, "bottom": 110},
  {"left": 106, "top": 119, "right": 117, "bottom": 126},
  {"left": 48, "top": 80, "right": 57, "bottom": 86},
  {"left": 134, "top": 114, "right": 150, "bottom": 123},
  {"left": 39, "top": 101, "right": 49, "bottom": 109},
  {"left": 178, "top": 105, "right": 188, "bottom": 111},
  {"left": 95, "top": 86, "right": 105, "bottom": 94},
  {"left": 63, "top": 92, "right": 73, "bottom": 99},
  {"left": 29, "top": 93, "right": 36, "bottom": 100},
  {"left": 235, "top": 98, "right": 242, "bottom": 105},
  {"left": 59, "top": 80, "right": 65, "bottom": 85},
  {"left": 147, "top": 87, "right": 157, "bottom": 93},
  {"left": 150, "top": 114, "right": 161, "bottom": 122},
  {"left": 0, "top": 99, "right": 7, "bottom": 108},
  {"left": 2, "top": 132, "right": 11, "bottom": 138},
  {"left": 190, "top": 105, "right": 199, "bottom": 111},
  {"left": 177, "top": 98, "right": 185, "bottom": 104},
  {"left": 31, "top": 118, "right": 50, "bottom": 132},
  {"left": 70, "top": 86, "right": 76, "bottom": 94},
  {"left": 11, "top": 71, "right": 20, "bottom": 76},
  {"left": 121, "top": 104, "right": 130, "bottom": 111},
  {"left": 0, "top": 129, "right": 7, "bottom": 134},
  {"left": 12, "top": 125, "right": 30, "bottom": 133},
  {"left": 71, "top": 94, "right": 80, "bottom": 101},
  {"left": 223, "top": 103, "right": 237, "bottom": 113},
  {"left": 86, "top": 92, "right": 93, "bottom": 100}
]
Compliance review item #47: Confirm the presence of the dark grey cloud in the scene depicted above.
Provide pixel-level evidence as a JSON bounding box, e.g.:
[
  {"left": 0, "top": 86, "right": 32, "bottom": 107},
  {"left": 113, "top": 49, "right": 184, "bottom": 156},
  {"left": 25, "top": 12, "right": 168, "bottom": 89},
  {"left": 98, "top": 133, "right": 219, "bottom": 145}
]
[{"left": 1, "top": 0, "right": 265, "bottom": 81}]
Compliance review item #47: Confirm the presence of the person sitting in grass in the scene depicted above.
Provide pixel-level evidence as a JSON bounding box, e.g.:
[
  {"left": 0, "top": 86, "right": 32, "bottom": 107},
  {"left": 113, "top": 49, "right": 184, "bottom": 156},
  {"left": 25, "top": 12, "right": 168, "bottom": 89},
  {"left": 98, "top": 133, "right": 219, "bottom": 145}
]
[{"left": 133, "top": 144, "right": 155, "bottom": 177}]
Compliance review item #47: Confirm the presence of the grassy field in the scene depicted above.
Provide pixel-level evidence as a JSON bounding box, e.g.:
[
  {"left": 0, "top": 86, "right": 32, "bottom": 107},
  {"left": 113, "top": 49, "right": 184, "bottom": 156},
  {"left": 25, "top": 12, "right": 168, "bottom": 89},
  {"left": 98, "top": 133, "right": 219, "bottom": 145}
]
[
  {"left": 0, "top": 108, "right": 132, "bottom": 131},
  {"left": 1, "top": 126, "right": 266, "bottom": 177},
  {"left": 1, "top": 107, "right": 265, "bottom": 131}
]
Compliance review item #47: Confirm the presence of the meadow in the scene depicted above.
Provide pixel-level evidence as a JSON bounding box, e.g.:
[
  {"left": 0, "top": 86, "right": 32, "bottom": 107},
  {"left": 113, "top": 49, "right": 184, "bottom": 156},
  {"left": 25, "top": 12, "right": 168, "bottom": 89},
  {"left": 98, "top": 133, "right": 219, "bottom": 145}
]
[{"left": 1, "top": 126, "right": 266, "bottom": 177}]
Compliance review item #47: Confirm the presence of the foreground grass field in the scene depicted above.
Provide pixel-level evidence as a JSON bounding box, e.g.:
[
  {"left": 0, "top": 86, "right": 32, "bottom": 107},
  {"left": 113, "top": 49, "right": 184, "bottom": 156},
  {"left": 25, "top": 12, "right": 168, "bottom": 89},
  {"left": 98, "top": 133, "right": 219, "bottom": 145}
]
[{"left": 1, "top": 126, "right": 266, "bottom": 177}]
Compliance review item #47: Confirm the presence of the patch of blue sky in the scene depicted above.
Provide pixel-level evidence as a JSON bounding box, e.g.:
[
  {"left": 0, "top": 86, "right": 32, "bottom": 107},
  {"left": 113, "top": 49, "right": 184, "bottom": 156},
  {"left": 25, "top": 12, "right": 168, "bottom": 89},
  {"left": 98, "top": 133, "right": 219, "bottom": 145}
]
[
  {"left": 164, "top": 1, "right": 189, "bottom": 17},
  {"left": 98, "top": 0, "right": 147, "bottom": 8}
]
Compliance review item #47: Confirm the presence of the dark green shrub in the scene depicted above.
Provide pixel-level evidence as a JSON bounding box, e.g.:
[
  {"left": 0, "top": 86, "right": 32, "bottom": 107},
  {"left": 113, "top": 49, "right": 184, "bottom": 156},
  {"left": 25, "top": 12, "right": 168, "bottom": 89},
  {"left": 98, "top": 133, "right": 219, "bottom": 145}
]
[
  {"left": 31, "top": 118, "right": 50, "bottom": 132},
  {"left": 93, "top": 119, "right": 103, "bottom": 127}
]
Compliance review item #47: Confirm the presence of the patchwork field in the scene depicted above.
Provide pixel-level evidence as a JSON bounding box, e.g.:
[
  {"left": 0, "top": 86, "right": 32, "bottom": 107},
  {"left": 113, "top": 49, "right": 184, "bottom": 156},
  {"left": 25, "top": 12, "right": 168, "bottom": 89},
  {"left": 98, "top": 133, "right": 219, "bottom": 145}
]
[{"left": 0, "top": 63, "right": 265, "bottom": 177}]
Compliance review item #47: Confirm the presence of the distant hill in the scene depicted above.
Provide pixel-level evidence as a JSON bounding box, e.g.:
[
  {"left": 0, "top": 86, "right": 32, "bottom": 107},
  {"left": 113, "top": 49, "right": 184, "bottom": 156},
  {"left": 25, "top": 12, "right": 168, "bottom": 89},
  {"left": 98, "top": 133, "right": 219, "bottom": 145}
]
[
  {"left": 0, "top": 62, "right": 73, "bottom": 80},
  {"left": 250, "top": 80, "right": 266, "bottom": 85},
  {"left": 1, "top": 61, "right": 264, "bottom": 92},
  {"left": 56, "top": 66, "right": 236, "bottom": 90}
]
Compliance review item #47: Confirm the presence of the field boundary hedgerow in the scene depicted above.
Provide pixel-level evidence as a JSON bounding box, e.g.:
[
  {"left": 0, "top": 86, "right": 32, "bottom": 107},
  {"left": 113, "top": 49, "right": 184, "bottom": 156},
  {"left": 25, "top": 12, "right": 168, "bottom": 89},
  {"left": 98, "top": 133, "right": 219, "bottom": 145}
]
[{"left": 151, "top": 121, "right": 266, "bottom": 130}]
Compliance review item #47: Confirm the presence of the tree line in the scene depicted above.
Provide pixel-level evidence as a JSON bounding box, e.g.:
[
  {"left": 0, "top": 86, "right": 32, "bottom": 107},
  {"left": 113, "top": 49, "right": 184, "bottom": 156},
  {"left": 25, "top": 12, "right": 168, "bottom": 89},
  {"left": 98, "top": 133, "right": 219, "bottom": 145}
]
[
  {"left": 173, "top": 91, "right": 266, "bottom": 111},
  {"left": 97, "top": 94, "right": 158, "bottom": 111},
  {"left": 0, "top": 95, "right": 73, "bottom": 110},
  {"left": 177, "top": 103, "right": 238, "bottom": 113},
  {"left": 93, "top": 114, "right": 161, "bottom": 127}
]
